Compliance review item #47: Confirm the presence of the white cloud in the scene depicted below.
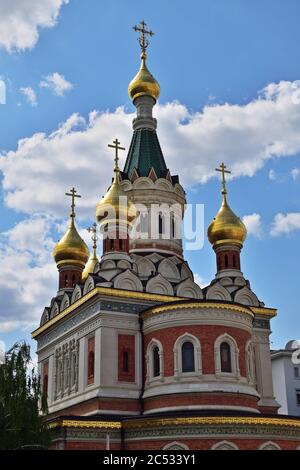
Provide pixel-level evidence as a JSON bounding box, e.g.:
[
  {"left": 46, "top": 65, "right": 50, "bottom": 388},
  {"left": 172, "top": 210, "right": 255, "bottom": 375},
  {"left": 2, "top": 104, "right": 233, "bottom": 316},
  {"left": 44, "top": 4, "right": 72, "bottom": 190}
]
[
  {"left": 40, "top": 72, "right": 73, "bottom": 96},
  {"left": 0, "top": 0, "right": 69, "bottom": 52},
  {"left": 268, "top": 169, "right": 277, "bottom": 181},
  {"left": 0, "top": 216, "right": 57, "bottom": 332},
  {"left": 194, "top": 273, "right": 209, "bottom": 288},
  {"left": 242, "top": 213, "right": 263, "bottom": 238},
  {"left": 291, "top": 168, "right": 300, "bottom": 180},
  {"left": 2, "top": 81, "right": 300, "bottom": 219},
  {"left": 20, "top": 86, "right": 38, "bottom": 106},
  {"left": 270, "top": 212, "right": 300, "bottom": 236}
]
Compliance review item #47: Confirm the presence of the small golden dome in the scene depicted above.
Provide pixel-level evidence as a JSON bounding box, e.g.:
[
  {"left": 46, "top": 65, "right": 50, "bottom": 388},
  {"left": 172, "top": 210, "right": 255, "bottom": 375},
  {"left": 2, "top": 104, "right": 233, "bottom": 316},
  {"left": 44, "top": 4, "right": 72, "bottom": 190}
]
[
  {"left": 208, "top": 195, "right": 247, "bottom": 248},
  {"left": 53, "top": 216, "right": 89, "bottom": 268},
  {"left": 82, "top": 253, "right": 98, "bottom": 282},
  {"left": 128, "top": 51, "right": 160, "bottom": 102},
  {"left": 96, "top": 160, "right": 136, "bottom": 225}
]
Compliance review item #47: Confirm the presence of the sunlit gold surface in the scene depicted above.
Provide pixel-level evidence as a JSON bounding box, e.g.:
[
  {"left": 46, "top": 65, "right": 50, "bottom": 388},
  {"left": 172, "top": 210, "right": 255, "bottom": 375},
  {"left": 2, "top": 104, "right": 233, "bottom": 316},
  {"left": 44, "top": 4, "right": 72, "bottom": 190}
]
[
  {"left": 96, "top": 161, "right": 136, "bottom": 225},
  {"left": 128, "top": 51, "right": 160, "bottom": 102},
  {"left": 53, "top": 217, "right": 89, "bottom": 268}
]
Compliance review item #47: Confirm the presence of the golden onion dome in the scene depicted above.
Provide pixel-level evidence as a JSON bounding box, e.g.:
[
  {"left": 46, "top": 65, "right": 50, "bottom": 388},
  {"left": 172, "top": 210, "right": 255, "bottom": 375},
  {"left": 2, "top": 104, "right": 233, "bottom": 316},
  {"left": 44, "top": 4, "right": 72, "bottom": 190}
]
[
  {"left": 53, "top": 215, "right": 89, "bottom": 269},
  {"left": 96, "top": 160, "right": 136, "bottom": 225},
  {"left": 128, "top": 51, "right": 160, "bottom": 102},
  {"left": 82, "top": 252, "right": 98, "bottom": 282},
  {"left": 208, "top": 193, "right": 247, "bottom": 248}
]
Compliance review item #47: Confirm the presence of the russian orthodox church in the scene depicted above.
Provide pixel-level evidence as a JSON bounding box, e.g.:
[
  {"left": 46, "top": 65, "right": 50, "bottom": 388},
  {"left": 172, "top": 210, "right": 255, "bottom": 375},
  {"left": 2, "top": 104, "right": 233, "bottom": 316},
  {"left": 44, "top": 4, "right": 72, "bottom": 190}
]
[{"left": 33, "top": 22, "right": 300, "bottom": 450}]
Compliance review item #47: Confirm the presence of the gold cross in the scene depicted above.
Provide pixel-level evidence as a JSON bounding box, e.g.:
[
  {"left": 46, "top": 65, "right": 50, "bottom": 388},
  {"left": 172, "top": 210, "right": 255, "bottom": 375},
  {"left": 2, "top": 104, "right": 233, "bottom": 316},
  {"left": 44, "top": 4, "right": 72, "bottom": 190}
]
[
  {"left": 108, "top": 138, "right": 125, "bottom": 171},
  {"left": 87, "top": 222, "right": 98, "bottom": 248},
  {"left": 133, "top": 20, "right": 154, "bottom": 52},
  {"left": 65, "top": 187, "right": 81, "bottom": 217},
  {"left": 216, "top": 163, "right": 231, "bottom": 194}
]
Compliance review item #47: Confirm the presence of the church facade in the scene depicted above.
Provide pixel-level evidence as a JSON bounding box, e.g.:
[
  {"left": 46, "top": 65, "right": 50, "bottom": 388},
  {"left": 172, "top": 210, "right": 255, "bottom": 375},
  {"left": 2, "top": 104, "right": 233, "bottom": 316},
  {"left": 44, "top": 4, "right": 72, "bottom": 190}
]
[{"left": 32, "top": 22, "right": 300, "bottom": 450}]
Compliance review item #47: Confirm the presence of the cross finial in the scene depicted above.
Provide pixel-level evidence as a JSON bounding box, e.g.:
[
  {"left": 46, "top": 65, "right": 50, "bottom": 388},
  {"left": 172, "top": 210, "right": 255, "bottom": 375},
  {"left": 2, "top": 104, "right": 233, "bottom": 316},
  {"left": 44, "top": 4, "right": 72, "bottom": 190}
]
[
  {"left": 65, "top": 187, "right": 81, "bottom": 219},
  {"left": 108, "top": 138, "right": 125, "bottom": 172},
  {"left": 215, "top": 163, "right": 231, "bottom": 196},
  {"left": 133, "top": 20, "right": 154, "bottom": 53},
  {"left": 87, "top": 223, "right": 98, "bottom": 254}
]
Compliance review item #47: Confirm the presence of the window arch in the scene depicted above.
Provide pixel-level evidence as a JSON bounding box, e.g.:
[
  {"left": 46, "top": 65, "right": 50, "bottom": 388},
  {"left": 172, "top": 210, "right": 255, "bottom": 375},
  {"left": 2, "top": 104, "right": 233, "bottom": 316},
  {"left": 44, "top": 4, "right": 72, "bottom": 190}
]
[
  {"left": 146, "top": 339, "right": 164, "bottom": 383},
  {"left": 259, "top": 442, "right": 281, "bottom": 450},
  {"left": 211, "top": 441, "right": 239, "bottom": 450},
  {"left": 163, "top": 442, "right": 189, "bottom": 450},
  {"left": 220, "top": 342, "right": 232, "bottom": 373},
  {"left": 214, "top": 334, "right": 240, "bottom": 377},
  {"left": 173, "top": 333, "right": 202, "bottom": 377}
]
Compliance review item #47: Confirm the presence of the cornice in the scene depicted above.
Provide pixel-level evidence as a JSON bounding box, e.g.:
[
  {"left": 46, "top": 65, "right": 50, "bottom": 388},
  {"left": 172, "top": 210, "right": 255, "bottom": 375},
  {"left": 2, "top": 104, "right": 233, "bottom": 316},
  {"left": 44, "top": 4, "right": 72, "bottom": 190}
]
[
  {"left": 142, "top": 302, "right": 254, "bottom": 319},
  {"left": 123, "top": 416, "right": 300, "bottom": 430},
  {"left": 49, "top": 419, "right": 121, "bottom": 430},
  {"left": 32, "top": 287, "right": 184, "bottom": 338}
]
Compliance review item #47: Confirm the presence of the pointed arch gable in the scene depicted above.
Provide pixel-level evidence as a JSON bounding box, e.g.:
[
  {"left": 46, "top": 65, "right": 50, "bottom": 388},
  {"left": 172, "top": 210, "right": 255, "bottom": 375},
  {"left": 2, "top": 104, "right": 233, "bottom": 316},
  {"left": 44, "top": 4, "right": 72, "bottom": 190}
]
[
  {"left": 60, "top": 293, "right": 70, "bottom": 312},
  {"left": 83, "top": 275, "right": 95, "bottom": 295},
  {"left": 71, "top": 284, "right": 82, "bottom": 304},
  {"left": 176, "top": 278, "right": 203, "bottom": 299},
  {"left": 113, "top": 269, "right": 143, "bottom": 292},
  {"left": 163, "top": 442, "right": 189, "bottom": 450},
  {"left": 206, "top": 283, "right": 232, "bottom": 302},
  {"left": 234, "top": 286, "right": 259, "bottom": 306},
  {"left": 146, "top": 273, "right": 173, "bottom": 296},
  {"left": 157, "top": 258, "right": 180, "bottom": 282},
  {"left": 136, "top": 257, "right": 156, "bottom": 279},
  {"left": 259, "top": 441, "right": 281, "bottom": 450}
]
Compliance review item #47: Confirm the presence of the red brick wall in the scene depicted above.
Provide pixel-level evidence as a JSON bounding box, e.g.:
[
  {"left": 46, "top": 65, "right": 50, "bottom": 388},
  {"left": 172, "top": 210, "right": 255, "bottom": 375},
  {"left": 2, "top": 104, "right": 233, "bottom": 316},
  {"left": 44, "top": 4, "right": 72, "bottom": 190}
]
[
  {"left": 144, "top": 325, "right": 251, "bottom": 378},
  {"left": 118, "top": 334, "right": 135, "bottom": 382},
  {"left": 125, "top": 438, "right": 300, "bottom": 451}
]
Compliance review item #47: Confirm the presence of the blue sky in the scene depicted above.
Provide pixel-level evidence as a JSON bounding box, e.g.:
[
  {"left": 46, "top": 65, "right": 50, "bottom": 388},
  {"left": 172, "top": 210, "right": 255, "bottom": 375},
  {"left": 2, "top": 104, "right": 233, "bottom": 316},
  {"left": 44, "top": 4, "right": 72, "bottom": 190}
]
[{"left": 0, "top": 0, "right": 299, "bottom": 354}]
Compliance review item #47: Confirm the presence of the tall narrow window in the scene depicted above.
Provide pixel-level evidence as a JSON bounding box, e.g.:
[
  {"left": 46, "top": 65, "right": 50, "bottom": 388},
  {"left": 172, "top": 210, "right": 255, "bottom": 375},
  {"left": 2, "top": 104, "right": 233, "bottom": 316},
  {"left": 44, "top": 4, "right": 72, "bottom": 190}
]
[
  {"left": 72, "top": 274, "right": 76, "bottom": 287},
  {"left": 123, "top": 351, "right": 129, "bottom": 372},
  {"left": 65, "top": 274, "right": 68, "bottom": 287},
  {"left": 87, "top": 336, "right": 95, "bottom": 384},
  {"left": 43, "top": 361, "right": 49, "bottom": 396},
  {"left": 182, "top": 341, "right": 195, "bottom": 372},
  {"left": 158, "top": 214, "right": 164, "bottom": 236},
  {"left": 171, "top": 215, "right": 175, "bottom": 238},
  {"left": 110, "top": 238, "right": 114, "bottom": 251},
  {"left": 220, "top": 342, "right": 232, "bottom": 373},
  {"left": 153, "top": 346, "right": 160, "bottom": 377},
  {"left": 232, "top": 254, "right": 236, "bottom": 268},
  {"left": 224, "top": 254, "right": 229, "bottom": 268}
]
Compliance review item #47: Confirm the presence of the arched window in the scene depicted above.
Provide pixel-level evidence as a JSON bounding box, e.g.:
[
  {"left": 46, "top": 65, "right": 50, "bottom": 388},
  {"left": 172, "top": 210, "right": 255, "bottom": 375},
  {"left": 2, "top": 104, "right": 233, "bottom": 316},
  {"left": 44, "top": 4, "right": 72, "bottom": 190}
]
[
  {"left": 224, "top": 254, "right": 229, "bottom": 268},
  {"left": 220, "top": 342, "right": 232, "bottom": 372},
  {"left": 110, "top": 238, "right": 114, "bottom": 251},
  {"left": 158, "top": 214, "right": 164, "bottom": 235},
  {"left": 65, "top": 274, "right": 69, "bottom": 287},
  {"left": 153, "top": 346, "right": 160, "bottom": 377},
  {"left": 88, "top": 351, "right": 95, "bottom": 380},
  {"left": 232, "top": 254, "right": 236, "bottom": 268},
  {"left": 182, "top": 341, "right": 195, "bottom": 372},
  {"left": 171, "top": 215, "right": 175, "bottom": 238}
]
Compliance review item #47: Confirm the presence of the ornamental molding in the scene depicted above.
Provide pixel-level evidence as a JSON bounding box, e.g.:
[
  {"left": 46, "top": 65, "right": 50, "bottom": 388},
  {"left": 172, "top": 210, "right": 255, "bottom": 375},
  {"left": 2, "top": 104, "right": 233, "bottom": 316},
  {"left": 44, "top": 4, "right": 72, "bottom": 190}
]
[
  {"left": 32, "top": 287, "right": 183, "bottom": 338},
  {"left": 49, "top": 419, "right": 121, "bottom": 430},
  {"left": 143, "top": 302, "right": 254, "bottom": 319},
  {"left": 143, "top": 307, "right": 253, "bottom": 334}
]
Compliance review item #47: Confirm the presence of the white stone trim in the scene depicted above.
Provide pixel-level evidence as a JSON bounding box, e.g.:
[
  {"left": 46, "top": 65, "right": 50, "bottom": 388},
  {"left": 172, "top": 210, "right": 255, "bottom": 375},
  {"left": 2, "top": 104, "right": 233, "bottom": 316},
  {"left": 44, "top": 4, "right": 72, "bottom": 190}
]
[
  {"left": 142, "top": 378, "right": 260, "bottom": 399},
  {"left": 146, "top": 338, "right": 164, "bottom": 385},
  {"left": 214, "top": 333, "right": 240, "bottom": 379},
  {"left": 144, "top": 405, "right": 260, "bottom": 415},
  {"left": 173, "top": 333, "right": 202, "bottom": 377}
]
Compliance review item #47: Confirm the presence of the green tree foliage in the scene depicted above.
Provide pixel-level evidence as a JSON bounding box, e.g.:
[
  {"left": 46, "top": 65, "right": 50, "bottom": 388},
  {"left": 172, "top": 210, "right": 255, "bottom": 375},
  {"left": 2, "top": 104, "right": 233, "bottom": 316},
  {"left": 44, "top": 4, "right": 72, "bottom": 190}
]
[{"left": 0, "top": 341, "right": 50, "bottom": 449}]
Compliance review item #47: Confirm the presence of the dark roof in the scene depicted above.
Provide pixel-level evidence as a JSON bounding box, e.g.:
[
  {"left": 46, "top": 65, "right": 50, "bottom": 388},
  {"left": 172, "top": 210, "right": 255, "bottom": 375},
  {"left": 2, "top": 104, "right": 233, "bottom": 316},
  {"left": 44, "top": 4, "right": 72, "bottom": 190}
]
[{"left": 123, "top": 128, "right": 167, "bottom": 178}]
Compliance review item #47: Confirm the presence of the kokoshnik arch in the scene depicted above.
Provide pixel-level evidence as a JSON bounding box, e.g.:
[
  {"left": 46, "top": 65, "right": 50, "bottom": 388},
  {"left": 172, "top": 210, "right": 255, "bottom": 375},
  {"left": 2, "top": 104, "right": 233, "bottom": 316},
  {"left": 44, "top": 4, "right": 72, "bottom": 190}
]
[{"left": 32, "top": 21, "right": 300, "bottom": 450}]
